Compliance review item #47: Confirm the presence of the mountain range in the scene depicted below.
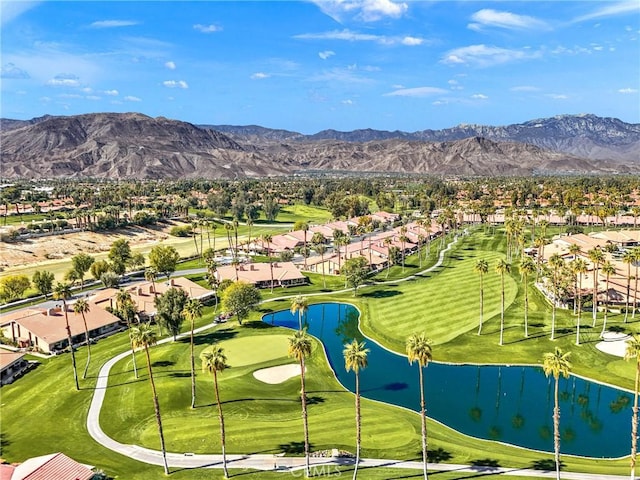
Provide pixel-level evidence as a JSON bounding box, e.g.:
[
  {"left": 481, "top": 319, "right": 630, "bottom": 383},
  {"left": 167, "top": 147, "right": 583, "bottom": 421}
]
[{"left": 1, "top": 112, "right": 638, "bottom": 179}]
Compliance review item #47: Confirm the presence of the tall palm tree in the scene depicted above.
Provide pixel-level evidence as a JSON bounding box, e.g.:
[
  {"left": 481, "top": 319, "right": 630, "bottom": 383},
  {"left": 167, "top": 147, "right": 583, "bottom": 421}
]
[
  {"left": 495, "top": 259, "right": 510, "bottom": 346},
  {"left": 474, "top": 259, "right": 489, "bottom": 335},
  {"left": 288, "top": 329, "right": 312, "bottom": 478},
  {"left": 116, "top": 288, "right": 138, "bottom": 378},
  {"left": 567, "top": 244, "right": 582, "bottom": 314},
  {"left": 587, "top": 248, "right": 605, "bottom": 327},
  {"left": 312, "top": 232, "right": 327, "bottom": 288},
  {"left": 634, "top": 247, "right": 640, "bottom": 320},
  {"left": 290, "top": 295, "right": 309, "bottom": 330},
  {"left": 571, "top": 258, "right": 588, "bottom": 346},
  {"left": 623, "top": 249, "right": 635, "bottom": 323},
  {"left": 53, "top": 282, "right": 79, "bottom": 391},
  {"left": 406, "top": 333, "right": 432, "bottom": 480},
  {"left": 73, "top": 298, "right": 92, "bottom": 379},
  {"left": 200, "top": 345, "right": 229, "bottom": 478},
  {"left": 625, "top": 335, "right": 640, "bottom": 480},
  {"left": 520, "top": 256, "right": 536, "bottom": 338},
  {"left": 130, "top": 323, "right": 169, "bottom": 475},
  {"left": 543, "top": 347, "right": 572, "bottom": 480},
  {"left": 399, "top": 226, "right": 408, "bottom": 272},
  {"left": 600, "top": 260, "right": 616, "bottom": 337},
  {"left": 145, "top": 267, "right": 158, "bottom": 298},
  {"left": 183, "top": 298, "right": 203, "bottom": 409},
  {"left": 262, "top": 233, "right": 275, "bottom": 293},
  {"left": 343, "top": 340, "right": 369, "bottom": 480},
  {"left": 549, "top": 253, "right": 565, "bottom": 341}
]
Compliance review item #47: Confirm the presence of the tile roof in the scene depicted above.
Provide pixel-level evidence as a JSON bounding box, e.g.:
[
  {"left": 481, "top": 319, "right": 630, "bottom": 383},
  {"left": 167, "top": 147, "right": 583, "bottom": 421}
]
[
  {"left": 10, "top": 452, "right": 93, "bottom": 480},
  {"left": 0, "top": 350, "right": 26, "bottom": 370}
]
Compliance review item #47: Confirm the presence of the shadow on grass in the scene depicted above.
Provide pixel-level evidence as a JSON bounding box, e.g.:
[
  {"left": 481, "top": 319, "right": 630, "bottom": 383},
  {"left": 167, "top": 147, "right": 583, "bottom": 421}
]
[
  {"left": 0, "top": 432, "right": 10, "bottom": 456},
  {"left": 243, "top": 321, "right": 274, "bottom": 330},
  {"left": 192, "top": 328, "right": 238, "bottom": 345},
  {"left": 151, "top": 360, "right": 175, "bottom": 368},
  {"left": 530, "top": 458, "right": 564, "bottom": 471},
  {"left": 470, "top": 458, "right": 500, "bottom": 469},
  {"left": 361, "top": 290, "right": 403, "bottom": 299},
  {"left": 279, "top": 441, "right": 314, "bottom": 454},
  {"left": 427, "top": 447, "right": 452, "bottom": 462}
]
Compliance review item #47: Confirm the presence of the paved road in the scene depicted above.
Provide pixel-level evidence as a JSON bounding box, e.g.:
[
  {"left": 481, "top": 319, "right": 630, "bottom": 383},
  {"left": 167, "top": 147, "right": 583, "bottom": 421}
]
[{"left": 85, "top": 232, "right": 631, "bottom": 478}]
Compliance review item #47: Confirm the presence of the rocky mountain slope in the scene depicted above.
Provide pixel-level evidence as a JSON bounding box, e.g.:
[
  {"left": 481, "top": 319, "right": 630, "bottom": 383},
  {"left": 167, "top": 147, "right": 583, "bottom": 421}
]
[
  {"left": 1, "top": 112, "right": 636, "bottom": 179},
  {"left": 205, "top": 114, "right": 640, "bottom": 163}
]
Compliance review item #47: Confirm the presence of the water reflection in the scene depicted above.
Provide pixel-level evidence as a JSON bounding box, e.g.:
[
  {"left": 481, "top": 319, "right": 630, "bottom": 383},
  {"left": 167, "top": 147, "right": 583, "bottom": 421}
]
[{"left": 263, "top": 303, "right": 631, "bottom": 458}]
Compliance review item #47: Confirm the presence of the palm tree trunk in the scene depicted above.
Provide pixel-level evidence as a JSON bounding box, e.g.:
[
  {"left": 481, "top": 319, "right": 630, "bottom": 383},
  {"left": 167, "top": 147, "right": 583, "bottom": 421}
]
[
  {"left": 601, "top": 278, "right": 609, "bottom": 337},
  {"left": 634, "top": 264, "right": 639, "bottom": 320},
  {"left": 82, "top": 313, "right": 91, "bottom": 379},
  {"left": 321, "top": 251, "right": 326, "bottom": 289},
  {"left": 631, "top": 362, "right": 639, "bottom": 480},
  {"left": 353, "top": 371, "right": 361, "bottom": 480},
  {"left": 524, "top": 274, "right": 529, "bottom": 338},
  {"left": 592, "top": 267, "right": 598, "bottom": 327},
  {"left": 576, "top": 278, "right": 582, "bottom": 346},
  {"left": 553, "top": 377, "right": 561, "bottom": 480},
  {"left": 213, "top": 370, "right": 229, "bottom": 478},
  {"left": 419, "top": 367, "right": 428, "bottom": 480},
  {"left": 63, "top": 304, "right": 80, "bottom": 391},
  {"left": 144, "top": 346, "right": 169, "bottom": 475},
  {"left": 190, "top": 318, "right": 196, "bottom": 409},
  {"left": 499, "top": 274, "right": 505, "bottom": 346},
  {"left": 300, "top": 358, "right": 310, "bottom": 478},
  {"left": 477, "top": 276, "right": 483, "bottom": 335}
]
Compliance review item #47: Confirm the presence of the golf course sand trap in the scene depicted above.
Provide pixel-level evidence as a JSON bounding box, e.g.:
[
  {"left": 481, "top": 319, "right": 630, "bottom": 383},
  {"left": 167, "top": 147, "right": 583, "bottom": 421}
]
[
  {"left": 253, "top": 364, "right": 304, "bottom": 384},
  {"left": 596, "top": 331, "right": 631, "bottom": 357}
]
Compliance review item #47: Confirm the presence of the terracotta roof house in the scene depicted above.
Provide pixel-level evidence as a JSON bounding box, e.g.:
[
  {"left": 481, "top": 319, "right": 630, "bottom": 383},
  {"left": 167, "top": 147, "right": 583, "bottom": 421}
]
[
  {"left": 0, "top": 350, "right": 31, "bottom": 386},
  {"left": 2, "top": 452, "right": 94, "bottom": 480},
  {"left": 370, "top": 211, "right": 399, "bottom": 224},
  {"left": 216, "top": 261, "right": 307, "bottom": 289},
  {"left": 91, "top": 277, "right": 213, "bottom": 317},
  {"left": 1, "top": 304, "right": 122, "bottom": 354},
  {"left": 269, "top": 234, "right": 303, "bottom": 253}
]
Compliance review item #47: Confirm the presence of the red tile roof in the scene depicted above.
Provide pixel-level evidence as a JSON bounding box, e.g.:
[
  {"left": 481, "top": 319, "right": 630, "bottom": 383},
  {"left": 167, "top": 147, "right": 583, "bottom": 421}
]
[{"left": 10, "top": 452, "right": 93, "bottom": 480}]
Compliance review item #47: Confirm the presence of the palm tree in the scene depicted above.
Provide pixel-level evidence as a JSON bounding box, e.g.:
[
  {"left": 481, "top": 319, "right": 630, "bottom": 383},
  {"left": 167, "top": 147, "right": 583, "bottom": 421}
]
[
  {"left": 312, "top": 232, "right": 327, "bottom": 288},
  {"left": 73, "top": 298, "right": 92, "bottom": 379},
  {"left": 495, "top": 259, "right": 510, "bottom": 346},
  {"left": 625, "top": 335, "right": 640, "bottom": 480},
  {"left": 567, "top": 244, "right": 582, "bottom": 314},
  {"left": 587, "top": 248, "right": 605, "bottom": 327},
  {"left": 549, "top": 253, "right": 565, "bottom": 341},
  {"left": 343, "top": 340, "right": 369, "bottom": 480},
  {"left": 288, "top": 329, "right": 312, "bottom": 478},
  {"left": 520, "top": 256, "right": 536, "bottom": 338},
  {"left": 399, "top": 226, "right": 408, "bottom": 272},
  {"left": 623, "top": 249, "right": 635, "bottom": 323},
  {"left": 571, "top": 258, "right": 588, "bottom": 346},
  {"left": 116, "top": 288, "right": 138, "bottom": 378},
  {"left": 200, "top": 345, "right": 229, "bottom": 478},
  {"left": 130, "top": 323, "right": 169, "bottom": 475},
  {"left": 474, "top": 259, "right": 489, "bottom": 335},
  {"left": 600, "top": 261, "right": 616, "bottom": 337},
  {"left": 543, "top": 347, "right": 572, "bottom": 480},
  {"left": 406, "top": 333, "right": 432, "bottom": 480},
  {"left": 290, "top": 295, "right": 309, "bottom": 330},
  {"left": 183, "top": 298, "right": 203, "bottom": 409},
  {"left": 145, "top": 267, "right": 158, "bottom": 298},
  {"left": 634, "top": 247, "right": 640, "bottom": 320},
  {"left": 53, "top": 282, "right": 79, "bottom": 391},
  {"left": 262, "top": 233, "right": 275, "bottom": 293}
]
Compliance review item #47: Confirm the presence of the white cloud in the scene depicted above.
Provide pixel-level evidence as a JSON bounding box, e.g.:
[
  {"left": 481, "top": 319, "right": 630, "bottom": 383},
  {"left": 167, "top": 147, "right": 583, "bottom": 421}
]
[
  {"left": 342, "top": 99, "right": 354, "bottom": 105},
  {"left": 319, "top": 50, "right": 335, "bottom": 60},
  {"left": 165, "top": 61, "right": 176, "bottom": 70},
  {"left": 545, "top": 94, "right": 568, "bottom": 100},
  {"left": 86, "top": 95, "right": 101, "bottom": 100},
  {"left": 471, "top": 94, "right": 488, "bottom": 99},
  {"left": 163, "top": 80, "right": 189, "bottom": 89},
  {"left": 0, "top": 63, "right": 30, "bottom": 79},
  {"left": 384, "top": 86, "right": 447, "bottom": 97},
  {"left": 90, "top": 20, "right": 139, "bottom": 28},
  {"left": 432, "top": 100, "right": 448, "bottom": 106},
  {"left": 573, "top": 1, "right": 639, "bottom": 23},
  {"left": 468, "top": 9, "right": 548, "bottom": 31},
  {"left": 104, "top": 89, "right": 119, "bottom": 96},
  {"left": 295, "top": 29, "right": 423, "bottom": 46},
  {"left": 401, "top": 36, "right": 423, "bottom": 46},
  {"left": 81, "top": 87, "right": 93, "bottom": 93},
  {"left": 442, "top": 44, "right": 536, "bottom": 67},
  {"left": 58, "top": 93, "right": 82, "bottom": 99},
  {"left": 619, "top": 88, "right": 638, "bottom": 94},
  {"left": 312, "top": 0, "right": 408, "bottom": 23},
  {"left": 46, "top": 73, "right": 81, "bottom": 87},
  {"left": 1, "top": 1, "right": 41, "bottom": 27},
  {"left": 510, "top": 85, "right": 540, "bottom": 92},
  {"left": 193, "top": 24, "right": 222, "bottom": 33},
  {"left": 124, "top": 95, "right": 141, "bottom": 102},
  {"left": 250, "top": 72, "right": 270, "bottom": 80}
]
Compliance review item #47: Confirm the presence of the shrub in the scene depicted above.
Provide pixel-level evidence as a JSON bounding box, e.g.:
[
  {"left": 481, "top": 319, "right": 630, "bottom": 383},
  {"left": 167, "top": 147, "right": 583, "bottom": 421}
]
[{"left": 170, "top": 225, "right": 193, "bottom": 237}]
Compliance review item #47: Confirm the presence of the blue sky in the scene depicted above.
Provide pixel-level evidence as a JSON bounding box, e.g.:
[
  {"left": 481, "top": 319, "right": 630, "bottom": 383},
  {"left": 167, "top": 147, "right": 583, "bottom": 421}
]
[{"left": 1, "top": 1, "right": 639, "bottom": 133}]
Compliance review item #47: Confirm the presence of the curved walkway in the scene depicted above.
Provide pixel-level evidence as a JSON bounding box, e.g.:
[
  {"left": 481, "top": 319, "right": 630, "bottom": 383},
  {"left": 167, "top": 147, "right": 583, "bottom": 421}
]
[{"left": 86, "top": 232, "right": 629, "bottom": 479}]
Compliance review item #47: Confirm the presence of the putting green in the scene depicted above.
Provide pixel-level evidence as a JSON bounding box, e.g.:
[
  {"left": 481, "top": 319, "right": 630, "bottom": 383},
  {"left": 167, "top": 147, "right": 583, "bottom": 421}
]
[{"left": 222, "top": 334, "right": 290, "bottom": 367}]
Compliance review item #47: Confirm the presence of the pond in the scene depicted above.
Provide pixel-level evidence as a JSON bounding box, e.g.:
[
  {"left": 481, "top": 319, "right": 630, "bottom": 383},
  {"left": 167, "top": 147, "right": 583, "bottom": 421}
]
[{"left": 263, "top": 302, "right": 632, "bottom": 458}]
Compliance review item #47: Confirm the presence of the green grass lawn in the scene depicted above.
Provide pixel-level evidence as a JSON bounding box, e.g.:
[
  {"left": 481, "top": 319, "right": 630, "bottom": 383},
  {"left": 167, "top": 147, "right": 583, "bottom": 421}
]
[{"left": 1, "top": 225, "right": 637, "bottom": 478}]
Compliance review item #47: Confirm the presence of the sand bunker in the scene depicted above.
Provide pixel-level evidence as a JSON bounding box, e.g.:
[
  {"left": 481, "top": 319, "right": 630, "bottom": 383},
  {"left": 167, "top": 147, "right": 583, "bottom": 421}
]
[
  {"left": 596, "top": 331, "right": 631, "bottom": 357},
  {"left": 253, "top": 364, "right": 304, "bottom": 384}
]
